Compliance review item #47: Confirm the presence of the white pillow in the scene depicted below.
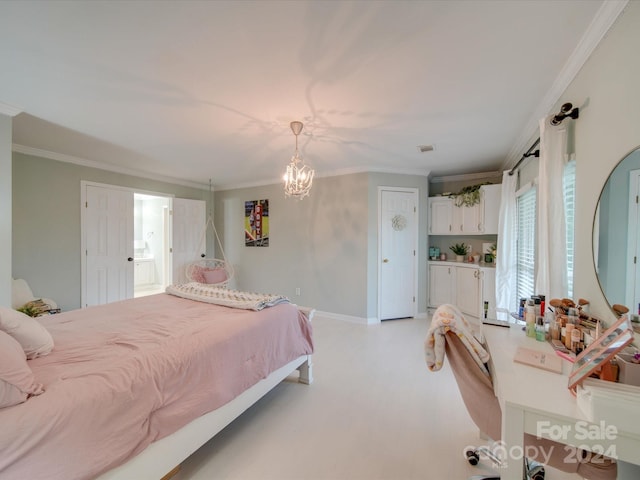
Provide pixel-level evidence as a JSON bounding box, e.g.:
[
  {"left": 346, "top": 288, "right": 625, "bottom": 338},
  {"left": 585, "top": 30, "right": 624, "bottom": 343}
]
[
  {"left": 0, "top": 306, "right": 54, "bottom": 359},
  {"left": 11, "top": 278, "right": 35, "bottom": 309},
  {"left": 0, "top": 330, "right": 44, "bottom": 408}
]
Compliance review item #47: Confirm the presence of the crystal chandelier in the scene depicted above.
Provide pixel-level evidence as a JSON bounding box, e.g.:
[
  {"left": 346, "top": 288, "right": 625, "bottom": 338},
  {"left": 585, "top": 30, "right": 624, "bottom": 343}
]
[{"left": 283, "top": 121, "right": 315, "bottom": 199}]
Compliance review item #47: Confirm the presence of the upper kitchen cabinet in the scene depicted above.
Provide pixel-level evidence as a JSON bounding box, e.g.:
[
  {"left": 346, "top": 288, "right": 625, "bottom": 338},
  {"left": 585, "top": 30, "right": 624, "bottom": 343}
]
[{"left": 428, "top": 184, "right": 501, "bottom": 235}]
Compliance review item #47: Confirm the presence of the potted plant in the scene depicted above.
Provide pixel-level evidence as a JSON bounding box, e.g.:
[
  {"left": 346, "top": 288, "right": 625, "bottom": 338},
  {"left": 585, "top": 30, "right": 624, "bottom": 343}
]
[
  {"left": 450, "top": 184, "right": 488, "bottom": 207},
  {"left": 449, "top": 243, "right": 468, "bottom": 262}
]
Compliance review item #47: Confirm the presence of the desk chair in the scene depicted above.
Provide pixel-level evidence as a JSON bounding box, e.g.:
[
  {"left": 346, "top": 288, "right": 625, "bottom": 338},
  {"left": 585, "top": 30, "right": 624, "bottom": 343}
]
[{"left": 444, "top": 330, "right": 617, "bottom": 480}]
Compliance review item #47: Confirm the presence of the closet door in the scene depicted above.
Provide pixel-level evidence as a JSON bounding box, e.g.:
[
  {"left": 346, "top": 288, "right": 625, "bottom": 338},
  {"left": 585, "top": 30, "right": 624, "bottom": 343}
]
[
  {"left": 172, "top": 198, "right": 206, "bottom": 284},
  {"left": 85, "top": 185, "right": 134, "bottom": 306}
]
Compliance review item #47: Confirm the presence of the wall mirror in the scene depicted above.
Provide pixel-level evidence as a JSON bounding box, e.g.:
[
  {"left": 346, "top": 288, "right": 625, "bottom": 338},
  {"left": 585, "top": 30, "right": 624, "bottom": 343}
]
[{"left": 593, "top": 146, "right": 640, "bottom": 314}]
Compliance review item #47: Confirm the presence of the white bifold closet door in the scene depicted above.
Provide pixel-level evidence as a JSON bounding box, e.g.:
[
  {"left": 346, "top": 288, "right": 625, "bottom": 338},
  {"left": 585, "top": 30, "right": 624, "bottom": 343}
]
[
  {"left": 85, "top": 185, "right": 135, "bottom": 307},
  {"left": 84, "top": 184, "right": 205, "bottom": 307},
  {"left": 171, "top": 198, "right": 206, "bottom": 285}
]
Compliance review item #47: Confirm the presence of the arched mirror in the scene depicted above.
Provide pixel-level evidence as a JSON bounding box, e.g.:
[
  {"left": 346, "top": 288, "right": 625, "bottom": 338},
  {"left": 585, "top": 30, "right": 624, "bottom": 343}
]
[{"left": 593, "top": 146, "right": 640, "bottom": 314}]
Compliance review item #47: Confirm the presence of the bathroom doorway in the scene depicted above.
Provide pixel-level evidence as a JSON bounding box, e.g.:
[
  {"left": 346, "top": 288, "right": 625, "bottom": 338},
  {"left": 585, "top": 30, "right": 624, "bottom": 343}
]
[{"left": 134, "top": 193, "right": 172, "bottom": 297}]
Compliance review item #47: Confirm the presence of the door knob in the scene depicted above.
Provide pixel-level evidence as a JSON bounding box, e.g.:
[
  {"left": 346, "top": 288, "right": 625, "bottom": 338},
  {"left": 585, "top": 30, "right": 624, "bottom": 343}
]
[
  {"left": 383, "top": 258, "right": 389, "bottom": 263},
  {"left": 127, "top": 257, "right": 133, "bottom": 262}
]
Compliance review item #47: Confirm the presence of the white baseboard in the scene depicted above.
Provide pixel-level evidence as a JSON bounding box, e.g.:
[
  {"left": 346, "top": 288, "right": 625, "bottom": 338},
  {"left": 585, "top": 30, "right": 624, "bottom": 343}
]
[{"left": 314, "top": 310, "right": 429, "bottom": 325}]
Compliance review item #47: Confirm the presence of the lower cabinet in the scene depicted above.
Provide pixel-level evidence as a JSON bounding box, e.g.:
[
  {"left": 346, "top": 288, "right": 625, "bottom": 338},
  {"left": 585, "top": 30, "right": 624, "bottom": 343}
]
[
  {"left": 428, "top": 262, "right": 495, "bottom": 318},
  {"left": 134, "top": 259, "right": 155, "bottom": 286},
  {"left": 456, "top": 266, "right": 481, "bottom": 317}
]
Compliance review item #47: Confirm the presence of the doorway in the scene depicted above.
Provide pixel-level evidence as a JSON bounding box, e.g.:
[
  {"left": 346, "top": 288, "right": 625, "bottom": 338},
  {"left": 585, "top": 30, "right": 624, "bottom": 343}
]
[
  {"left": 81, "top": 182, "right": 182, "bottom": 307},
  {"left": 378, "top": 187, "right": 418, "bottom": 320},
  {"left": 133, "top": 193, "right": 172, "bottom": 298}
]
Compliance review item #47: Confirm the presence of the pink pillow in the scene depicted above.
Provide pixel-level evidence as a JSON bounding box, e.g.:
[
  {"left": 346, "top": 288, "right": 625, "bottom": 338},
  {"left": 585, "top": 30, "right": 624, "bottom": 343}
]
[
  {"left": 0, "top": 330, "right": 44, "bottom": 408},
  {"left": 0, "top": 306, "right": 54, "bottom": 359},
  {"left": 190, "top": 265, "right": 207, "bottom": 283},
  {"left": 203, "top": 268, "right": 227, "bottom": 285}
]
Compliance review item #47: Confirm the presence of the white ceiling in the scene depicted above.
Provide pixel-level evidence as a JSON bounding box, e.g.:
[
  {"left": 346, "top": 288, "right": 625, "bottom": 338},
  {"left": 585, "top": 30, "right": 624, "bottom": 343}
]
[{"left": 0, "top": 1, "right": 616, "bottom": 190}]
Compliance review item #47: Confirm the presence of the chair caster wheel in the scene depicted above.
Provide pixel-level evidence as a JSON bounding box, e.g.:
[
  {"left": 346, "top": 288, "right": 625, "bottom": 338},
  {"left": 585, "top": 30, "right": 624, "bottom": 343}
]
[
  {"left": 526, "top": 460, "right": 545, "bottom": 480},
  {"left": 466, "top": 449, "right": 479, "bottom": 465}
]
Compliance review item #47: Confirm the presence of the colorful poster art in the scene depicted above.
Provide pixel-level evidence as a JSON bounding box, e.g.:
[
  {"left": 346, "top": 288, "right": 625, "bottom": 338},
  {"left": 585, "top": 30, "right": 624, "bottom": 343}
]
[{"left": 245, "top": 199, "right": 269, "bottom": 247}]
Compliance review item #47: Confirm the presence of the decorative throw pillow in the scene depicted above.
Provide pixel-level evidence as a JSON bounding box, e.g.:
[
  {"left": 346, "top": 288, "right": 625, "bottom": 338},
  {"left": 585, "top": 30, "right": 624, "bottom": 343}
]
[
  {"left": 190, "top": 265, "right": 207, "bottom": 283},
  {"left": 0, "top": 306, "right": 54, "bottom": 359},
  {"left": 203, "top": 268, "right": 227, "bottom": 285},
  {"left": 0, "top": 330, "right": 44, "bottom": 408}
]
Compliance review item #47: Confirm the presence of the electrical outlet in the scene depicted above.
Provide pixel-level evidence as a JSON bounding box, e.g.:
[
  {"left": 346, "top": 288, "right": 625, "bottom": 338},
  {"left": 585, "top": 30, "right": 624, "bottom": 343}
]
[{"left": 295, "top": 287, "right": 301, "bottom": 296}]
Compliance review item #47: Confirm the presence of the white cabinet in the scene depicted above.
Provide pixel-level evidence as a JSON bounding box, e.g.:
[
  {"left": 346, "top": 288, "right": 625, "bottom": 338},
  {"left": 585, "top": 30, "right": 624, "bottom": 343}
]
[
  {"left": 480, "top": 184, "right": 501, "bottom": 235},
  {"left": 456, "top": 266, "right": 481, "bottom": 317},
  {"left": 428, "top": 262, "right": 496, "bottom": 319},
  {"left": 480, "top": 267, "right": 496, "bottom": 319},
  {"left": 429, "top": 264, "right": 455, "bottom": 306},
  {"left": 429, "top": 197, "right": 454, "bottom": 234},
  {"left": 428, "top": 184, "right": 501, "bottom": 235},
  {"left": 134, "top": 258, "right": 155, "bottom": 286},
  {"left": 456, "top": 201, "right": 483, "bottom": 234}
]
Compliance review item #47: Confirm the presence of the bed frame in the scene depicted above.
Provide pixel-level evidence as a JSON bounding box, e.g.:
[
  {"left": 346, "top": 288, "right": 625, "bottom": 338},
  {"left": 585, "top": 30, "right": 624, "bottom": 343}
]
[{"left": 97, "top": 308, "right": 314, "bottom": 480}]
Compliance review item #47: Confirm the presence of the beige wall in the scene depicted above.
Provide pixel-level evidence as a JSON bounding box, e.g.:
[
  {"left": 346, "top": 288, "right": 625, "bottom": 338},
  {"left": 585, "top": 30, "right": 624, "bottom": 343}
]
[
  {"left": 0, "top": 114, "right": 11, "bottom": 307},
  {"left": 215, "top": 171, "right": 429, "bottom": 321},
  {"left": 561, "top": 3, "right": 640, "bottom": 324}
]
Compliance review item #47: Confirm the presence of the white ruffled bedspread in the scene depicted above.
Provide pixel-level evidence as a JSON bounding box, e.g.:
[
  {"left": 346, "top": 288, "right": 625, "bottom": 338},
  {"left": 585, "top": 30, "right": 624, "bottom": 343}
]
[
  {"left": 166, "top": 283, "right": 290, "bottom": 311},
  {"left": 424, "top": 304, "right": 490, "bottom": 375}
]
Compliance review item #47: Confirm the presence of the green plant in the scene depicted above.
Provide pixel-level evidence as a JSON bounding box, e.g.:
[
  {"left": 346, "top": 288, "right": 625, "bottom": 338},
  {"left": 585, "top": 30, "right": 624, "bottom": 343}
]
[
  {"left": 450, "top": 183, "right": 490, "bottom": 207},
  {"left": 449, "top": 243, "right": 468, "bottom": 256}
]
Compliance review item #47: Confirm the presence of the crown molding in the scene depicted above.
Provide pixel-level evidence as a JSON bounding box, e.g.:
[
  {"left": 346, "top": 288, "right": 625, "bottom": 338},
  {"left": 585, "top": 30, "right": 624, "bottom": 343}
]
[
  {"left": 502, "top": 0, "right": 629, "bottom": 172},
  {"left": 12, "top": 144, "right": 210, "bottom": 190},
  {"left": 215, "top": 166, "right": 431, "bottom": 192},
  {"left": 0, "top": 101, "right": 23, "bottom": 117},
  {"left": 429, "top": 170, "right": 503, "bottom": 184}
]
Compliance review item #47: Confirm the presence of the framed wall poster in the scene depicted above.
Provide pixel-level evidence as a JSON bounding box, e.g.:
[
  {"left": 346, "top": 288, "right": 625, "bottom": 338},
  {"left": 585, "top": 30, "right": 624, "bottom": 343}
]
[{"left": 245, "top": 199, "right": 269, "bottom": 247}]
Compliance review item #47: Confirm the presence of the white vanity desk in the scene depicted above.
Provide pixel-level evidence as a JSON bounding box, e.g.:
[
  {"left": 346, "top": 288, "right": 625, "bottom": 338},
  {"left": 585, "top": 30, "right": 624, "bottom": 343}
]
[{"left": 482, "top": 323, "right": 640, "bottom": 479}]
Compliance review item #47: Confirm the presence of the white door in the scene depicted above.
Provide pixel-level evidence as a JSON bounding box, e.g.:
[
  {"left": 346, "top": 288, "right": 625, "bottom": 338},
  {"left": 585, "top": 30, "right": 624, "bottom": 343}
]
[
  {"left": 85, "top": 185, "right": 134, "bottom": 306},
  {"left": 379, "top": 188, "right": 418, "bottom": 320},
  {"left": 172, "top": 198, "right": 206, "bottom": 284}
]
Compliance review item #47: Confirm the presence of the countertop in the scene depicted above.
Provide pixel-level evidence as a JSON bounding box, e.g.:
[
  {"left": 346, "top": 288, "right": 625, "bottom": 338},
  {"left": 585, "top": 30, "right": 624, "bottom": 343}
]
[{"left": 427, "top": 259, "right": 495, "bottom": 268}]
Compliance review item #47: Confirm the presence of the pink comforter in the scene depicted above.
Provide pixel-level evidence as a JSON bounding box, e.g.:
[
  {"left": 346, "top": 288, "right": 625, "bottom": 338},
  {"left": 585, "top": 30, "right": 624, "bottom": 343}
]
[{"left": 0, "top": 294, "right": 313, "bottom": 480}]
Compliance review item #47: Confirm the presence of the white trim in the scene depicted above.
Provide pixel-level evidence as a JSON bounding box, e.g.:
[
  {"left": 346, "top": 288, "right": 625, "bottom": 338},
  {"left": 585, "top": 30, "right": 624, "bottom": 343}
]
[
  {"left": 13, "top": 144, "right": 210, "bottom": 191},
  {"left": 515, "top": 180, "right": 536, "bottom": 198},
  {"left": 0, "top": 101, "right": 23, "bottom": 117},
  {"left": 214, "top": 166, "right": 431, "bottom": 192},
  {"left": 501, "top": 0, "right": 628, "bottom": 172},
  {"left": 13, "top": 142, "right": 429, "bottom": 193},
  {"left": 377, "top": 186, "right": 419, "bottom": 322},
  {"left": 315, "top": 310, "right": 378, "bottom": 325},
  {"left": 429, "top": 170, "right": 503, "bottom": 184}
]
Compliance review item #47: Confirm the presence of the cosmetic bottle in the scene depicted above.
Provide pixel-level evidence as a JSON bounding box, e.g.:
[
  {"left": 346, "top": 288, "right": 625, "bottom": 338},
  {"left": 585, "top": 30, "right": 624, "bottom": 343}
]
[
  {"left": 525, "top": 301, "right": 536, "bottom": 338},
  {"left": 535, "top": 316, "right": 545, "bottom": 341}
]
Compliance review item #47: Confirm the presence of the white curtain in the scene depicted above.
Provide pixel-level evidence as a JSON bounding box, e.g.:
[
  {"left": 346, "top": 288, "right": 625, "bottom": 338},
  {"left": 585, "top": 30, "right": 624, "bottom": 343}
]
[
  {"left": 496, "top": 170, "right": 518, "bottom": 319},
  {"left": 535, "top": 115, "right": 568, "bottom": 301}
]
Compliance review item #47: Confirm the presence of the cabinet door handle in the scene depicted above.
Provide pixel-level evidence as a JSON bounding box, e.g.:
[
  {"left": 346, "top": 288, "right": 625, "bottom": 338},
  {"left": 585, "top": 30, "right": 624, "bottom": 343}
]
[{"left": 478, "top": 223, "right": 482, "bottom": 231}]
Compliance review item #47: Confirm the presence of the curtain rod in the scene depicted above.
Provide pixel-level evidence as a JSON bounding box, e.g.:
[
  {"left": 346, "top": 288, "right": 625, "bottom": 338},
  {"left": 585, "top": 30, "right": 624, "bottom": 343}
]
[{"left": 508, "top": 103, "right": 579, "bottom": 176}]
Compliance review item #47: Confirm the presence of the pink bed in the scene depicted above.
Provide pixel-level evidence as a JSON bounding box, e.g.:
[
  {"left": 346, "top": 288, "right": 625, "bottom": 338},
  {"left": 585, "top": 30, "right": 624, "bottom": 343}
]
[{"left": 0, "top": 293, "right": 314, "bottom": 480}]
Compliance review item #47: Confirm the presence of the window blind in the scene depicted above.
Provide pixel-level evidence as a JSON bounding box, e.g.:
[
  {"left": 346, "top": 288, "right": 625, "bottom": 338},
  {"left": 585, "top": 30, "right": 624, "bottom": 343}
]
[
  {"left": 516, "top": 186, "right": 536, "bottom": 306},
  {"left": 563, "top": 159, "right": 576, "bottom": 299}
]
